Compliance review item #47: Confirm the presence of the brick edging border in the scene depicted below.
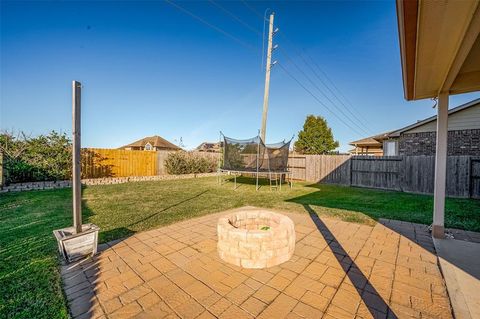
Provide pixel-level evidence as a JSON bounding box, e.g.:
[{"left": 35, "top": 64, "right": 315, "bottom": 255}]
[{"left": 0, "top": 172, "right": 217, "bottom": 193}]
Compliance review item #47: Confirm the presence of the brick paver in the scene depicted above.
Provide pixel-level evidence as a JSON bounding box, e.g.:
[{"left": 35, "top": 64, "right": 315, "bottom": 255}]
[{"left": 61, "top": 208, "right": 459, "bottom": 318}]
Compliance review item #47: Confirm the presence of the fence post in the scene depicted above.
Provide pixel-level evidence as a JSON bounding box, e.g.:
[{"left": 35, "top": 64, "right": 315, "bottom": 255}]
[
  {"left": 468, "top": 156, "right": 472, "bottom": 199},
  {"left": 400, "top": 156, "right": 406, "bottom": 192},
  {"left": 349, "top": 156, "right": 353, "bottom": 186},
  {"left": 0, "top": 152, "right": 4, "bottom": 187}
]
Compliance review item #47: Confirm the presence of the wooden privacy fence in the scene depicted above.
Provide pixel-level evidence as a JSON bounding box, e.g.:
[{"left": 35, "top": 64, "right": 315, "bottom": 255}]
[
  {"left": 80, "top": 149, "right": 479, "bottom": 198},
  {"left": 288, "top": 154, "right": 480, "bottom": 198},
  {"left": 288, "top": 154, "right": 351, "bottom": 184},
  {"left": 82, "top": 149, "right": 221, "bottom": 178},
  {"left": 82, "top": 148, "right": 158, "bottom": 178}
]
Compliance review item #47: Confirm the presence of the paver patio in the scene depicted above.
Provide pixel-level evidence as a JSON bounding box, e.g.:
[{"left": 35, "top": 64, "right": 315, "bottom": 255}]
[{"left": 61, "top": 207, "right": 455, "bottom": 319}]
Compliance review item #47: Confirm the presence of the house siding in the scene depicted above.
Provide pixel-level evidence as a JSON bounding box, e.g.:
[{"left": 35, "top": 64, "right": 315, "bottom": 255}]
[
  {"left": 405, "top": 103, "right": 480, "bottom": 134},
  {"left": 399, "top": 129, "right": 480, "bottom": 155}
]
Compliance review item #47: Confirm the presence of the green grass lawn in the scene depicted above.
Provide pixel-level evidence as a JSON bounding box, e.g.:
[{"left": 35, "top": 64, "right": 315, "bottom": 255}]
[{"left": 1, "top": 176, "right": 479, "bottom": 318}]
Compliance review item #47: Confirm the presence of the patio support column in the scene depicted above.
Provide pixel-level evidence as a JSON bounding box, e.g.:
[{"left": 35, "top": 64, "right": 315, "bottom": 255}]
[{"left": 432, "top": 92, "right": 449, "bottom": 238}]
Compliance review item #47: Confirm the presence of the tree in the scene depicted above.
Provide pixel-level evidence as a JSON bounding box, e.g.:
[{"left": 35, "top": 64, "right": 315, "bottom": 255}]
[{"left": 294, "top": 115, "right": 339, "bottom": 154}]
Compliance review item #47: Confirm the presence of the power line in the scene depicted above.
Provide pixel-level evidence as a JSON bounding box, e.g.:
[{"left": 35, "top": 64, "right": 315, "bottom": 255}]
[
  {"left": 240, "top": 0, "right": 268, "bottom": 22},
  {"left": 208, "top": 0, "right": 262, "bottom": 36},
  {"left": 277, "top": 62, "right": 366, "bottom": 136},
  {"left": 239, "top": 5, "right": 374, "bottom": 135},
  {"left": 279, "top": 47, "right": 371, "bottom": 135},
  {"left": 304, "top": 51, "right": 373, "bottom": 127},
  {"left": 301, "top": 50, "right": 373, "bottom": 133},
  {"left": 209, "top": 1, "right": 269, "bottom": 71},
  {"left": 278, "top": 31, "right": 374, "bottom": 133},
  {"left": 164, "top": 0, "right": 257, "bottom": 52},
  {"left": 166, "top": 0, "right": 369, "bottom": 138}
]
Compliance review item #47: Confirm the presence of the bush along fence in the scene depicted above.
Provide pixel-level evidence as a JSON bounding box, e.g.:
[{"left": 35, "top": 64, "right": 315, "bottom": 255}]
[
  {"left": 0, "top": 131, "right": 72, "bottom": 184},
  {"left": 0, "top": 149, "right": 219, "bottom": 192},
  {"left": 288, "top": 154, "right": 480, "bottom": 199}
]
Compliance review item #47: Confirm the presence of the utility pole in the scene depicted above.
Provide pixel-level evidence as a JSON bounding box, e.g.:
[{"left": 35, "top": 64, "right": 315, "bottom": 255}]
[
  {"left": 260, "top": 12, "right": 276, "bottom": 142},
  {"left": 72, "top": 81, "right": 82, "bottom": 234}
]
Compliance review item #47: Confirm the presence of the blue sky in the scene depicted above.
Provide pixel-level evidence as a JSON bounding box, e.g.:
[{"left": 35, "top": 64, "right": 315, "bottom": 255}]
[{"left": 1, "top": 1, "right": 479, "bottom": 151}]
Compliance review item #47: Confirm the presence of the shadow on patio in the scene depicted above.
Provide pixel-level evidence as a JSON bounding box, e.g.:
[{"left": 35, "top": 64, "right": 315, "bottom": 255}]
[
  {"left": 60, "top": 188, "right": 211, "bottom": 318},
  {"left": 303, "top": 204, "right": 397, "bottom": 318},
  {"left": 61, "top": 205, "right": 454, "bottom": 318},
  {"left": 59, "top": 179, "right": 463, "bottom": 318},
  {"left": 287, "top": 182, "right": 480, "bottom": 279}
]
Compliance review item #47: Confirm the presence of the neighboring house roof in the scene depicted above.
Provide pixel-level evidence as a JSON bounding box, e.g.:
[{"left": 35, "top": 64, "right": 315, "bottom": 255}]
[
  {"left": 349, "top": 132, "right": 392, "bottom": 147},
  {"left": 349, "top": 98, "right": 480, "bottom": 146},
  {"left": 349, "top": 137, "right": 381, "bottom": 147},
  {"left": 120, "top": 135, "right": 181, "bottom": 150},
  {"left": 388, "top": 98, "right": 480, "bottom": 137},
  {"left": 195, "top": 142, "right": 222, "bottom": 152}
]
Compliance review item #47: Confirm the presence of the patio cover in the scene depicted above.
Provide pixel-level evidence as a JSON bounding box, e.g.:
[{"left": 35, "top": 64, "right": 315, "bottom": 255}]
[
  {"left": 397, "top": 0, "right": 480, "bottom": 100},
  {"left": 396, "top": 0, "right": 480, "bottom": 238}
]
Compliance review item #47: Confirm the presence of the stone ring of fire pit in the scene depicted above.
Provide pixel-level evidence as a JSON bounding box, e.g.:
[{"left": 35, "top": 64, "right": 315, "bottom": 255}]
[{"left": 217, "top": 207, "right": 295, "bottom": 268}]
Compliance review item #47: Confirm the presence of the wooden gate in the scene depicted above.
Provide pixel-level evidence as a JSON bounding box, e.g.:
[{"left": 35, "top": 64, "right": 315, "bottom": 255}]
[{"left": 470, "top": 158, "right": 480, "bottom": 199}]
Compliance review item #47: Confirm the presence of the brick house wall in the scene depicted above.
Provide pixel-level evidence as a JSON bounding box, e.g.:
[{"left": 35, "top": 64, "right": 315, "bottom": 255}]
[{"left": 399, "top": 129, "right": 480, "bottom": 155}]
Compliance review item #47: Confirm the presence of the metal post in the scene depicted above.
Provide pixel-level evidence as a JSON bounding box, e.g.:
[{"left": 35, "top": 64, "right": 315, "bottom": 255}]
[
  {"left": 256, "top": 134, "right": 260, "bottom": 191},
  {"left": 72, "top": 81, "right": 82, "bottom": 234},
  {"left": 217, "top": 131, "right": 222, "bottom": 185},
  {"left": 260, "top": 13, "right": 275, "bottom": 142},
  {"left": 432, "top": 92, "right": 449, "bottom": 239}
]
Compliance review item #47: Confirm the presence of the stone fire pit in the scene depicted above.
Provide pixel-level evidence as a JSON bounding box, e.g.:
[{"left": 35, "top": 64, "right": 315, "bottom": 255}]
[{"left": 217, "top": 207, "right": 295, "bottom": 268}]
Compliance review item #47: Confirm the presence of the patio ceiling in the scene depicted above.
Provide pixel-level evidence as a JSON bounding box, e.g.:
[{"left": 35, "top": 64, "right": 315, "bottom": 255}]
[{"left": 397, "top": 0, "right": 480, "bottom": 100}]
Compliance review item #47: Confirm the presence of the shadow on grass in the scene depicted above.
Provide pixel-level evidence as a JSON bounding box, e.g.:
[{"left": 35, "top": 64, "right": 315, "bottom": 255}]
[
  {"left": 287, "top": 183, "right": 480, "bottom": 232},
  {"left": 127, "top": 190, "right": 209, "bottom": 228},
  {"left": 221, "top": 174, "right": 289, "bottom": 190},
  {"left": 82, "top": 187, "right": 209, "bottom": 243},
  {"left": 0, "top": 188, "right": 73, "bottom": 318}
]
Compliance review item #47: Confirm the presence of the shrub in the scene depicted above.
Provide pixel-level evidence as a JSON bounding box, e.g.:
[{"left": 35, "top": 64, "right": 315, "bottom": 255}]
[
  {"left": 1, "top": 131, "right": 72, "bottom": 184},
  {"left": 165, "top": 152, "right": 217, "bottom": 175}
]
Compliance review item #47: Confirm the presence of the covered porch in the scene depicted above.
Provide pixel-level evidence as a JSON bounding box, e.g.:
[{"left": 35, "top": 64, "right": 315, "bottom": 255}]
[
  {"left": 396, "top": 0, "right": 480, "bottom": 317},
  {"left": 397, "top": 0, "right": 480, "bottom": 238}
]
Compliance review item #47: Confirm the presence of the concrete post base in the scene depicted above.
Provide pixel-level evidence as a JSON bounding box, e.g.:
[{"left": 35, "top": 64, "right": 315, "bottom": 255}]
[{"left": 432, "top": 224, "right": 445, "bottom": 239}]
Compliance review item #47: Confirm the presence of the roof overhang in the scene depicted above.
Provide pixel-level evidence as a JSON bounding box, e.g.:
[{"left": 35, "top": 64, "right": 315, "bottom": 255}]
[
  {"left": 349, "top": 138, "right": 382, "bottom": 147},
  {"left": 397, "top": 0, "right": 480, "bottom": 100},
  {"left": 349, "top": 132, "right": 392, "bottom": 146}
]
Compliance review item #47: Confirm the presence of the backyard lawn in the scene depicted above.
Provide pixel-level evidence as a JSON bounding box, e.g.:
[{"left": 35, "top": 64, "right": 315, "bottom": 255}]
[{"left": 1, "top": 176, "right": 479, "bottom": 318}]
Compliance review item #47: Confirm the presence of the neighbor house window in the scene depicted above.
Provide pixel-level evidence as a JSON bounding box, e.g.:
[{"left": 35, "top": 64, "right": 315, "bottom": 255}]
[
  {"left": 384, "top": 140, "right": 398, "bottom": 156},
  {"left": 144, "top": 143, "right": 152, "bottom": 151}
]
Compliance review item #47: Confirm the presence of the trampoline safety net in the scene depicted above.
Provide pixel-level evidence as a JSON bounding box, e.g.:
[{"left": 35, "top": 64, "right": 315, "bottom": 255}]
[{"left": 221, "top": 135, "right": 291, "bottom": 172}]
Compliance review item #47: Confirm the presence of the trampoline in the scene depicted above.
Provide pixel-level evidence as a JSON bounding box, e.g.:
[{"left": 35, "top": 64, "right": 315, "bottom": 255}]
[{"left": 217, "top": 133, "right": 292, "bottom": 190}]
